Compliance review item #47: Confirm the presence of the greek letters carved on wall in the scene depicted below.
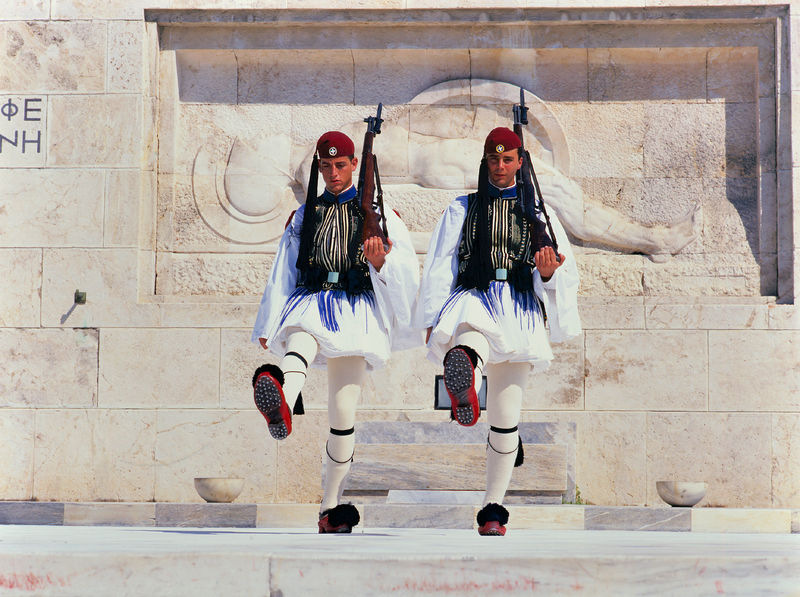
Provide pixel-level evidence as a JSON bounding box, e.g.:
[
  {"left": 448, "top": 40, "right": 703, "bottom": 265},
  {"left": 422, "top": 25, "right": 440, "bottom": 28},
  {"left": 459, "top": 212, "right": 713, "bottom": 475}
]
[{"left": 0, "top": 96, "right": 45, "bottom": 167}]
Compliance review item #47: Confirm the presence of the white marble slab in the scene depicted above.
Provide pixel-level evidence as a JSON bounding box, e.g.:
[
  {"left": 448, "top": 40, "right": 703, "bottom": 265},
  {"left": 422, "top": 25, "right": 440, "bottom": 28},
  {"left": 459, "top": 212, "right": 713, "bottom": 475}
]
[
  {"left": 64, "top": 503, "right": 156, "bottom": 527},
  {"left": 692, "top": 508, "right": 792, "bottom": 534},
  {"left": 0, "top": 169, "right": 103, "bottom": 246},
  {"left": 0, "top": 411, "right": 34, "bottom": 500},
  {"left": 0, "top": 249, "right": 41, "bottom": 327},
  {"left": 1, "top": 329, "right": 98, "bottom": 408},
  {"left": 2, "top": 526, "right": 799, "bottom": 597},
  {"left": 647, "top": 413, "right": 772, "bottom": 508},
  {"left": 387, "top": 490, "right": 483, "bottom": 505}
]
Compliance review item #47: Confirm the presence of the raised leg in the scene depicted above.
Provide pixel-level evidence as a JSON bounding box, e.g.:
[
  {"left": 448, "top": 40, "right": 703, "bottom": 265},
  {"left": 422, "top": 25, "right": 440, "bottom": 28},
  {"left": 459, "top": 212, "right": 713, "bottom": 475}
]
[
  {"left": 443, "top": 328, "right": 489, "bottom": 426},
  {"left": 253, "top": 331, "right": 318, "bottom": 440}
]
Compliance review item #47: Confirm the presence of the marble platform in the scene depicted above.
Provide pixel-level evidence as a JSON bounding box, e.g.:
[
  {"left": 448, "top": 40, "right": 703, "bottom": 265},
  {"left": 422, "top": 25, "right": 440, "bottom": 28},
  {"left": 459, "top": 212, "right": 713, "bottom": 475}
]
[
  {"left": 0, "top": 502, "right": 796, "bottom": 534},
  {"left": 1, "top": 525, "right": 798, "bottom": 596},
  {"left": 345, "top": 421, "right": 575, "bottom": 502}
]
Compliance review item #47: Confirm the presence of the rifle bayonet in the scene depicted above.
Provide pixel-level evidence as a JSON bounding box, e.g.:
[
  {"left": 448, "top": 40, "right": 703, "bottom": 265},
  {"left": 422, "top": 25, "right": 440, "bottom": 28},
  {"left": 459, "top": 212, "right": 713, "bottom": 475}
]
[
  {"left": 513, "top": 88, "right": 528, "bottom": 126},
  {"left": 364, "top": 103, "right": 383, "bottom": 136}
]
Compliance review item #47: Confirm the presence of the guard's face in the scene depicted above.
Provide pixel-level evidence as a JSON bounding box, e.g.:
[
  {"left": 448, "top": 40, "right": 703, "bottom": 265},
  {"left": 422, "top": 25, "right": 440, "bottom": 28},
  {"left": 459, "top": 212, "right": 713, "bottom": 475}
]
[
  {"left": 486, "top": 149, "right": 522, "bottom": 189},
  {"left": 319, "top": 156, "right": 358, "bottom": 195}
]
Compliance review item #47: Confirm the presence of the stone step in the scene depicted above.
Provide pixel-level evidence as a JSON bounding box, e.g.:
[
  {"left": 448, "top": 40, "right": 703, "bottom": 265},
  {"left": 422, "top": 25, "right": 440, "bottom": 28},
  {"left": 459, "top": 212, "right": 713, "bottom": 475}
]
[
  {"left": 1, "top": 502, "right": 797, "bottom": 534},
  {"left": 348, "top": 443, "right": 566, "bottom": 491},
  {"left": 2, "top": 525, "right": 799, "bottom": 597},
  {"left": 348, "top": 421, "right": 576, "bottom": 501}
]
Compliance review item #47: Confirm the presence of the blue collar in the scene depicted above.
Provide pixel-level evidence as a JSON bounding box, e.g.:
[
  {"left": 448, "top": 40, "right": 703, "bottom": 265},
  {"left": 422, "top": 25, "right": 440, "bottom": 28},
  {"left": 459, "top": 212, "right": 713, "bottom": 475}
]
[
  {"left": 321, "top": 185, "right": 357, "bottom": 204},
  {"left": 488, "top": 183, "right": 517, "bottom": 199}
]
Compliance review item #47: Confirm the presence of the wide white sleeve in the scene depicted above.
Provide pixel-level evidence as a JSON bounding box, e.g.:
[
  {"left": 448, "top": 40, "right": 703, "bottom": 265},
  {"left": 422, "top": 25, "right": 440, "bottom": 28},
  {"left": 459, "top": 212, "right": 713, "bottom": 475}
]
[
  {"left": 414, "top": 196, "right": 468, "bottom": 330},
  {"left": 532, "top": 211, "right": 582, "bottom": 343},
  {"left": 250, "top": 207, "right": 303, "bottom": 344},
  {"left": 368, "top": 207, "right": 419, "bottom": 327}
]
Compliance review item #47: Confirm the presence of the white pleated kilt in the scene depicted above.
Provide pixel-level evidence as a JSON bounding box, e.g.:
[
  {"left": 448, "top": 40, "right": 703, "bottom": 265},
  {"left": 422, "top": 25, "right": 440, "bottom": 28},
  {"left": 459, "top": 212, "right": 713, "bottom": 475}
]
[
  {"left": 427, "top": 281, "right": 553, "bottom": 370},
  {"left": 265, "top": 289, "right": 391, "bottom": 370}
]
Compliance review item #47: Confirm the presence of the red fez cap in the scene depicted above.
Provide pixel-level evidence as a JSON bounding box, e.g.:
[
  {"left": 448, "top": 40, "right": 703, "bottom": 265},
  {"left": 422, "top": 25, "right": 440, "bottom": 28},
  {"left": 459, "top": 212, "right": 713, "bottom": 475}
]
[
  {"left": 484, "top": 127, "right": 521, "bottom": 155},
  {"left": 316, "top": 131, "right": 355, "bottom": 159}
]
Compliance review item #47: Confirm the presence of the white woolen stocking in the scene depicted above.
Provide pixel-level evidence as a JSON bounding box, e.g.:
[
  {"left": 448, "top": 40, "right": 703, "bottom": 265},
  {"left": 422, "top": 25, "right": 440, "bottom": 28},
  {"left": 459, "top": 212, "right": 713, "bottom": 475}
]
[
  {"left": 279, "top": 331, "right": 318, "bottom": 412},
  {"left": 453, "top": 328, "right": 490, "bottom": 395},
  {"left": 320, "top": 356, "right": 366, "bottom": 513},
  {"left": 483, "top": 361, "right": 530, "bottom": 506}
]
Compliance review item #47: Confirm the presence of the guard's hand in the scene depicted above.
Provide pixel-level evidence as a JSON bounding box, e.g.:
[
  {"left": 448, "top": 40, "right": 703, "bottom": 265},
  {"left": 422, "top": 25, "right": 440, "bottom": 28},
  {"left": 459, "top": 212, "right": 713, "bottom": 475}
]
[
  {"left": 535, "top": 246, "right": 566, "bottom": 281},
  {"left": 259, "top": 338, "right": 268, "bottom": 350},
  {"left": 425, "top": 327, "right": 432, "bottom": 344},
  {"left": 364, "top": 236, "right": 392, "bottom": 271}
]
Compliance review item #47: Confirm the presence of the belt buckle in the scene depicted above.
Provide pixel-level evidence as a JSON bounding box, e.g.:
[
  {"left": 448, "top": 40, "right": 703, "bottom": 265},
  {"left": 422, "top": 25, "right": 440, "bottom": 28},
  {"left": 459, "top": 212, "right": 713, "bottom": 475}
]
[
  {"left": 327, "top": 271, "right": 340, "bottom": 284},
  {"left": 495, "top": 268, "right": 508, "bottom": 281}
]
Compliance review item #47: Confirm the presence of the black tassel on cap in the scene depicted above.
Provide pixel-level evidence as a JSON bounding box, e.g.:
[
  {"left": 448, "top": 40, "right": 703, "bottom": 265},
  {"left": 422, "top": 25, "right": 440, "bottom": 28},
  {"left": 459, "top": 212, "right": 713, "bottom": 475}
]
[
  {"left": 296, "top": 154, "right": 320, "bottom": 272},
  {"left": 474, "top": 159, "right": 492, "bottom": 290}
]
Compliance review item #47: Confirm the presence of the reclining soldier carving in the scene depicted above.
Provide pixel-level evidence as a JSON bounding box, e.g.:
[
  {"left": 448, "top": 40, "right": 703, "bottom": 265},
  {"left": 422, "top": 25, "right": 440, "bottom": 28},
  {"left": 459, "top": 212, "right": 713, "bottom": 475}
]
[
  {"left": 212, "top": 81, "right": 699, "bottom": 256},
  {"left": 291, "top": 122, "right": 698, "bottom": 257}
]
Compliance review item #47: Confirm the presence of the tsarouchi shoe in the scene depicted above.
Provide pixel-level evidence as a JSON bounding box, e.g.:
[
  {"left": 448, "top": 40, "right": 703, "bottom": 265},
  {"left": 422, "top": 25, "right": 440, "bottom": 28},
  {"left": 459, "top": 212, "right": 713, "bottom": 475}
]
[
  {"left": 477, "top": 503, "right": 509, "bottom": 536},
  {"left": 318, "top": 504, "right": 360, "bottom": 534},
  {"left": 443, "top": 345, "right": 481, "bottom": 426},
  {"left": 252, "top": 364, "right": 292, "bottom": 440}
]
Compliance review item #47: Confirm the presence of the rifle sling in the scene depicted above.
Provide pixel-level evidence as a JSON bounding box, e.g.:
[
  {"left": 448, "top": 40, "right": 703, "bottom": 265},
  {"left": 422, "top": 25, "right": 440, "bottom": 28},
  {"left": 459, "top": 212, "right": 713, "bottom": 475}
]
[
  {"left": 373, "top": 155, "right": 389, "bottom": 238},
  {"left": 523, "top": 149, "right": 559, "bottom": 255}
]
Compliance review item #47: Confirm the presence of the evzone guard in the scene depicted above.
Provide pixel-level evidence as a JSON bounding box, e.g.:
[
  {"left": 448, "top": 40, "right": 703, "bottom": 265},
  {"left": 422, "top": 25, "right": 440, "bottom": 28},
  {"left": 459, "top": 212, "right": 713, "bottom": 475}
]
[
  {"left": 251, "top": 107, "right": 420, "bottom": 533},
  {"left": 416, "top": 101, "right": 581, "bottom": 535}
]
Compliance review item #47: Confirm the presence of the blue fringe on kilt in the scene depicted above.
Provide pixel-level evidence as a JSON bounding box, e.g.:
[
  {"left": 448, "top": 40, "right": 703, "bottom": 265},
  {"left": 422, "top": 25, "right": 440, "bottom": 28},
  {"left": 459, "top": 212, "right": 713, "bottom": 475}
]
[
  {"left": 438, "top": 281, "right": 543, "bottom": 332},
  {"left": 278, "top": 287, "right": 376, "bottom": 333}
]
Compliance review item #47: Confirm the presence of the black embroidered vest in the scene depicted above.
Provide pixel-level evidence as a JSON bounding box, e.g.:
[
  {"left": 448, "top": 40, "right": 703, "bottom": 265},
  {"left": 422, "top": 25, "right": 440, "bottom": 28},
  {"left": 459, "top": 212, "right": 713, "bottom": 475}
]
[
  {"left": 296, "top": 197, "right": 373, "bottom": 294},
  {"left": 456, "top": 193, "right": 536, "bottom": 292}
]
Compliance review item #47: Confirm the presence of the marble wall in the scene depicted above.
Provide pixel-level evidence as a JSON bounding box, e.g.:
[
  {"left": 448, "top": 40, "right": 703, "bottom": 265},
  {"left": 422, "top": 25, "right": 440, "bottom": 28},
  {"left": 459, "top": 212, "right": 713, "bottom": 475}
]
[{"left": 1, "top": 1, "right": 798, "bottom": 509}]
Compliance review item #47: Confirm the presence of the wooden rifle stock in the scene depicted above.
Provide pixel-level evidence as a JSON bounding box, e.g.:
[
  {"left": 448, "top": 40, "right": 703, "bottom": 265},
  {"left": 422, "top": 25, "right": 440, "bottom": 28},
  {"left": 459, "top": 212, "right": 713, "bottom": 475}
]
[{"left": 358, "top": 104, "right": 389, "bottom": 247}]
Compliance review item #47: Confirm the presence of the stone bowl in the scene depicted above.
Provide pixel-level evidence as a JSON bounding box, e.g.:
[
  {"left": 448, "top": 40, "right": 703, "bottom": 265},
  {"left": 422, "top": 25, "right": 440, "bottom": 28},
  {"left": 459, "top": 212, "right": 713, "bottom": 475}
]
[
  {"left": 194, "top": 477, "right": 245, "bottom": 503},
  {"left": 656, "top": 481, "right": 707, "bottom": 507}
]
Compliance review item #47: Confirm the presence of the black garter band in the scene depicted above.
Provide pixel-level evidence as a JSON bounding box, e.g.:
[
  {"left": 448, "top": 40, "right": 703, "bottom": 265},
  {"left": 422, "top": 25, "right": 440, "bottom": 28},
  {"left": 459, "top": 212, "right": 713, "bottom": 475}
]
[
  {"left": 284, "top": 351, "right": 309, "bottom": 368},
  {"left": 326, "top": 427, "right": 355, "bottom": 463},
  {"left": 487, "top": 426, "right": 524, "bottom": 467},
  {"left": 490, "top": 425, "right": 518, "bottom": 434},
  {"left": 330, "top": 427, "right": 354, "bottom": 436}
]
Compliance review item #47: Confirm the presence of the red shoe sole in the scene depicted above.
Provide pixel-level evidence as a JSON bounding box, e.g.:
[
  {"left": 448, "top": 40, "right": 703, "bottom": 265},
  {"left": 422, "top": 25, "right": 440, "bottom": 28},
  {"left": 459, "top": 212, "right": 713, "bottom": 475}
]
[
  {"left": 478, "top": 521, "right": 506, "bottom": 536},
  {"left": 443, "top": 348, "right": 479, "bottom": 426},
  {"left": 254, "top": 372, "right": 291, "bottom": 440}
]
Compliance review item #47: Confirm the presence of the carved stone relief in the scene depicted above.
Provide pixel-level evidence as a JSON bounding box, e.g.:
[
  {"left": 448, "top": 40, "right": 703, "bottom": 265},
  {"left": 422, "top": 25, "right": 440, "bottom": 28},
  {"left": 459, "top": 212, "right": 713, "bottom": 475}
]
[
  {"left": 156, "top": 42, "right": 765, "bottom": 298},
  {"left": 187, "top": 79, "right": 699, "bottom": 257}
]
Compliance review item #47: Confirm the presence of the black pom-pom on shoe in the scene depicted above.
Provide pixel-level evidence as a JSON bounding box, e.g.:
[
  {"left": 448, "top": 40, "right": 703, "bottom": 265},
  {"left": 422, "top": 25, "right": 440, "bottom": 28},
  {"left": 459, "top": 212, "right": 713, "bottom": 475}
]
[
  {"left": 477, "top": 503, "right": 509, "bottom": 526},
  {"left": 252, "top": 363, "right": 284, "bottom": 388},
  {"left": 477, "top": 503, "right": 509, "bottom": 536},
  {"left": 318, "top": 504, "right": 360, "bottom": 533},
  {"left": 327, "top": 503, "right": 360, "bottom": 527}
]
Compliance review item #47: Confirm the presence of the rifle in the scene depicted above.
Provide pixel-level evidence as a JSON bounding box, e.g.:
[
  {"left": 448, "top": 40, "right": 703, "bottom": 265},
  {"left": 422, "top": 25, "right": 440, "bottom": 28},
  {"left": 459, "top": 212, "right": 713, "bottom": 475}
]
[
  {"left": 357, "top": 103, "right": 389, "bottom": 249},
  {"left": 512, "top": 88, "right": 560, "bottom": 261}
]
